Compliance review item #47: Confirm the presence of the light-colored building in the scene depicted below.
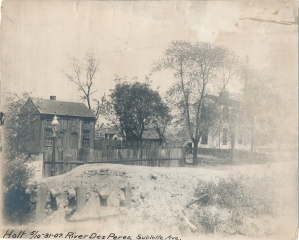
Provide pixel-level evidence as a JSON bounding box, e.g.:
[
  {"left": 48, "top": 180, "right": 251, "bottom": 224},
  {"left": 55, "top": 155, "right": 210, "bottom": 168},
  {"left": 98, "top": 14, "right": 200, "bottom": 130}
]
[{"left": 184, "top": 91, "right": 250, "bottom": 151}]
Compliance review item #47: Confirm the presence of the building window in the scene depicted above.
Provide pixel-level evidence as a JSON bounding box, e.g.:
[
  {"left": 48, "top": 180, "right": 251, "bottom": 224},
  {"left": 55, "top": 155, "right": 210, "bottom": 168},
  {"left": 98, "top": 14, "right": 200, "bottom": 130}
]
[
  {"left": 45, "top": 116, "right": 53, "bottom": 129},
  {"left": 223, "top": 128, "right": 228, "bottom": 145},
  {"left": 83, "top": 131, "right": 90, "bottom": 148},
  {"left": 105, "top": 133, "right": 112, "bottom": 139},
  {"left": 45, "top": 129, "right": 53, "bottom": 146},
  {"left": 201, "top": 131, "right": 208, "bottom": 144},
  {"left": 83, "top": 131, "right": 90, "bottom": 138},
  {"left": 230, "top": 108, "right": 237, "bottom": 121},
  {"left": 46, "top": 116, "right": 53, "bottom": 123},
  {"left": 84, "top": 120, "right": 90, "bottom": 125},
  {"left": 83, "top": 138, "right": 90, "bottom": 148},
  {"left": 238, "top": 135, "right": 243, "bottom": 144},
  {"left": 222, "top": 106, "right": 229, "bottom": 120}
]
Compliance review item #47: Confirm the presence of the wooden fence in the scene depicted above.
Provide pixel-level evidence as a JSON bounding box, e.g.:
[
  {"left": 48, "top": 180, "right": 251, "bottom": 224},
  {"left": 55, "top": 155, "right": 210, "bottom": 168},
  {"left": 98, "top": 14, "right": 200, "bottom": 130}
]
[
  {"left": 94, "top": 139, "right": 162, "bottom": 151},
  {"left": 43, "top": 147, "right": 185, "bottom": 178},
  {"left": 43, "top": 146, "right": 270, "bottom": 178},
  {"left": 232, "top": 149, "right": 270, "bottom": 161},
  {"left": 187, "top": 148, "right": 270, "bottom": 161}
]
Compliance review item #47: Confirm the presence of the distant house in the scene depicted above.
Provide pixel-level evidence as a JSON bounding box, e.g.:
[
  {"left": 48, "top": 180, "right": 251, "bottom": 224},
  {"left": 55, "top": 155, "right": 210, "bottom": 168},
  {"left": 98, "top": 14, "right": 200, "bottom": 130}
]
[
  {"left": 19, "top": 96, "right": 96, "bottom": 159},
  {"left": 165, "top": 137, "right": 189, "bottom": 148},
  {"left": 184, "top": 91, "right": 250, "bottom": 151},
  {"left": 97, "top": 127, "right": 161, "bottom": 141},
  {"left": 95, "top": 126, "right": 122, "bottom": 140},
  {"left": 142, "top": 130, "right": 161, "bottom": 142}
]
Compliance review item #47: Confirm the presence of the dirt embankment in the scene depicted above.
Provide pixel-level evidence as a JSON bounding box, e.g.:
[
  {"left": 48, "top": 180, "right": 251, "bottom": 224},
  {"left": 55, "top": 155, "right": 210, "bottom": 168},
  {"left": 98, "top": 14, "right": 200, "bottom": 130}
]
[{"left": 26, "top": 160, "right": 297, "bottom": 239}]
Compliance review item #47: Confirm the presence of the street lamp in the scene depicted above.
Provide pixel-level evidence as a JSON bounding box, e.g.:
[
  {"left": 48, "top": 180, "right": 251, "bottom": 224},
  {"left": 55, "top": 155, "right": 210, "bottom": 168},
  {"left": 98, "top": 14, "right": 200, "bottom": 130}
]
[{"left": 51, "top": 115, "right": 59, "bottom": 176}]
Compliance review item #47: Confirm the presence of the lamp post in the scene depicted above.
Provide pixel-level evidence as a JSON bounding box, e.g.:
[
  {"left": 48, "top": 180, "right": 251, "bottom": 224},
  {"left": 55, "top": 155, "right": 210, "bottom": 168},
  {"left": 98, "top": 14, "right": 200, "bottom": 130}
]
[{"left": 51, "top": 115, "right": 59, "bottom": 176}]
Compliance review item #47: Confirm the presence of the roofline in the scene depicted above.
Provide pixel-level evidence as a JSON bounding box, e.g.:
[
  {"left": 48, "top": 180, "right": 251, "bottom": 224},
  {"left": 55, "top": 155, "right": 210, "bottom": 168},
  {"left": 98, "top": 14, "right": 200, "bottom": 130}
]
[
  {"left": 205, "top": 94, "right": 239, "bottom": 107},
  {"left": 40, "top": 113, "right": 96, "bottom": 119},
  {"left": 19, "top": 97, "right": 41, "bottom": 114},
  {"left": 30, "top": 97, "right": 96, "bottom": 118},
  {"left": 31, "top": 97, "right": 95, "bottom": 108}
]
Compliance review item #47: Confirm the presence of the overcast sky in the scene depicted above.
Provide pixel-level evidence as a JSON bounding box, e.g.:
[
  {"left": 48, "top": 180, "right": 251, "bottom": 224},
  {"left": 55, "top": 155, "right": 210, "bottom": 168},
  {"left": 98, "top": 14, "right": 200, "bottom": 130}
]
[{"left": 1, "top": 0, "right": 297, "bottom": 116}]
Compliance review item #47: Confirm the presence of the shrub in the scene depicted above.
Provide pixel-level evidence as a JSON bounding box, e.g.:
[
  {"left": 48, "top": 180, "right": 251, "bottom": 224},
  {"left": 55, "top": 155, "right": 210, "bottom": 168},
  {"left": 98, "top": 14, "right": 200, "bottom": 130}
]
[
  {"left": 192, "top": 174, "right": 277, "bottom": 235},
  {"left": 3, "top": 156, "right": 34, "bottom": 224}
]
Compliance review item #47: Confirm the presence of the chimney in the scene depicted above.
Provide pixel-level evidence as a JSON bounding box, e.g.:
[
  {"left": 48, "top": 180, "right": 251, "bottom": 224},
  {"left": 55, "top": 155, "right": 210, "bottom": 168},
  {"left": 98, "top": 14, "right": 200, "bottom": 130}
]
[{"left": 50, "top": 96, "right": 56, "bottom": 100}]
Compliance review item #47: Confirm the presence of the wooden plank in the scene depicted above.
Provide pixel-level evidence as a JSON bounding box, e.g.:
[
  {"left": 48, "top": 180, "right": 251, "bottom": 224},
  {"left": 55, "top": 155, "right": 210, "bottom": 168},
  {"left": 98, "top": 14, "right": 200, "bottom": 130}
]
[
  {"left": 90, "top": 149, "right": 95, "bottom": 162},
  {"left": 55, "top": 163, "right": 59, "bottom": 176},
  {"left": 44, "top": 161, "right": 51, "bottom": 178},
  {"left": 94, "top": 149, "right": 102, "bottom": 162},
  {"left": 73, "top": 149, "right": 78, "bottom": 161},
  {"left": 44, "top": 149, "right": 52, "bottom": 177},
  {"left": 94, "top": 149, "right": 100, "bottom": 162},
  {"left": 99, "top": 150, "right": 103, "bottom": 162},
  {"left": 84, "top": 148, "right": 88, "bottom": 164}
]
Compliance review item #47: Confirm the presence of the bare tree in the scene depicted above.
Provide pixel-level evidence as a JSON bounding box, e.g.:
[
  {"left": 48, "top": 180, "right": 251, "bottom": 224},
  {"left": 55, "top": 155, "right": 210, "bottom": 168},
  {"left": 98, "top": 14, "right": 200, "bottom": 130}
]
[{"left": 63, "top": 52, "right": 100, "bottom": 119}]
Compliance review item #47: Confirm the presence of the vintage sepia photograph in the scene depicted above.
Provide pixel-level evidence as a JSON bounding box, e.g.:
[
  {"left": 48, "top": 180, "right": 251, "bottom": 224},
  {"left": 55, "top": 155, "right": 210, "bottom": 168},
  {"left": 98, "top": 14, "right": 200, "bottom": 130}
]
[{"left": 0, "top": 0, "right": 298, "bottom": 239}]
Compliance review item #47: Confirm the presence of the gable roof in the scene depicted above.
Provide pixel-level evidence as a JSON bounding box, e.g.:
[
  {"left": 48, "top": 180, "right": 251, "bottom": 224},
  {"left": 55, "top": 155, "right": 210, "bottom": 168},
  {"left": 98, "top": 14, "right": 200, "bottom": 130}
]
[
  {"left": 30, "top": 97, "right": 95, "bottom": 118},
  {"left": 166, "top": 137, "right": 189, "bottom": 147},
  {"left": 142, "top": 130, "right": 160, "bottom": 139},
  {"left": 205, "top": 94, "right": 239, "bottom": 108}
]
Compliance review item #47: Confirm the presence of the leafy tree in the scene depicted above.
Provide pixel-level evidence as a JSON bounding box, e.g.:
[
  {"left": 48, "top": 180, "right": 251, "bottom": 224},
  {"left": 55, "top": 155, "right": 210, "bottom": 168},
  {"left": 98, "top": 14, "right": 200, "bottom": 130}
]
[
  {"left": 63, "top": 52, "right": 100, "bottom": 119},
  {"left": 4, "top": 92, "right": 37, "bottom": 159},
  {"left": 269, "top": 96, "right": 295, "bottom": 152},
  {"left": 109, "top": 81, "right": 171, "bottom": 142},
  {"left": 239, "top": 66, "right": 278, "bottom": 153},
  {"left": 2, "top": 91, "right": 34, "bottom": 223},
  {"left": 3, "top": 156, "right": 34, "bottom": 224},
  {"left": 152, "top": 41, "right": 238, "bottom": 164},
  {"left": 96, "top": 93, "right": 121, "bottom": 133}
]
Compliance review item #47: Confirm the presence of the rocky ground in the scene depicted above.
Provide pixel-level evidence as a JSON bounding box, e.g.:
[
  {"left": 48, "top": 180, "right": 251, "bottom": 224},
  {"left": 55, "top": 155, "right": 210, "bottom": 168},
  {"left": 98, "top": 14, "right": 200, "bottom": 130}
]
[{"left": 22, "top": 154, "right": 297, "bottom": 240}]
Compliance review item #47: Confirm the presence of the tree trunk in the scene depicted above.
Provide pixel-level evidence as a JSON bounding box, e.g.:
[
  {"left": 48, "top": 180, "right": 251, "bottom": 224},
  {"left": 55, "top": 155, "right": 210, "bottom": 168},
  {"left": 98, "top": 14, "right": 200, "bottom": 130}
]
[
  {"left": 218, "top": 122, "right": 221, "bottom": 150},
  {"left": 230, "top": 134, "right": 235, "bottom": 162},
  {"left": 87, "top": 96, "right": 91, "bottom": 110},
  {"left": 250, "top": 117, "right": 254, "bottom": 154},
  {"left": 192, "top": 139, "right": 199, "bottom": 166}
]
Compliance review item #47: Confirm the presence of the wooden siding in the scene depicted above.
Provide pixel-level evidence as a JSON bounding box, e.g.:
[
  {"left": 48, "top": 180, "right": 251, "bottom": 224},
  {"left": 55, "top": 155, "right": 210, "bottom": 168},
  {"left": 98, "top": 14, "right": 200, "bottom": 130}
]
[
  {"left": 30, "top": 115, "right": 95, "bottom": 153},
  {"left": 90, "top": 121, "right": 95, "bottom": 149},
  {"left": 78, "top": 119, "right": 82, "bottom": 149},
  {"left": 20, "top": 98, "right": 95, "bottom": 154}
]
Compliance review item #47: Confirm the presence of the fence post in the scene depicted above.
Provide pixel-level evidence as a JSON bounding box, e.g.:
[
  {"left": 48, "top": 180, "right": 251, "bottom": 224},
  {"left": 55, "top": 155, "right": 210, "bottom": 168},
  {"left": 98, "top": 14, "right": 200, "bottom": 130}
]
[
  {"left": 36, "top": 185, "right": 47, "bottom": 220},
  {"left": 151, "top": 149, "right": 153, "bottom": 167},
  {"left": 181, "top": 147, "right": 186, "bottom": 167},
  {"left": 230, "top": 148, "right": 234, "bottom": 162},
  {"left": 42, "top": 152, "right": 46, "bottom": 179},
  {"left": 76, "top": 186, "right": 86, "bottom": 212}
]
